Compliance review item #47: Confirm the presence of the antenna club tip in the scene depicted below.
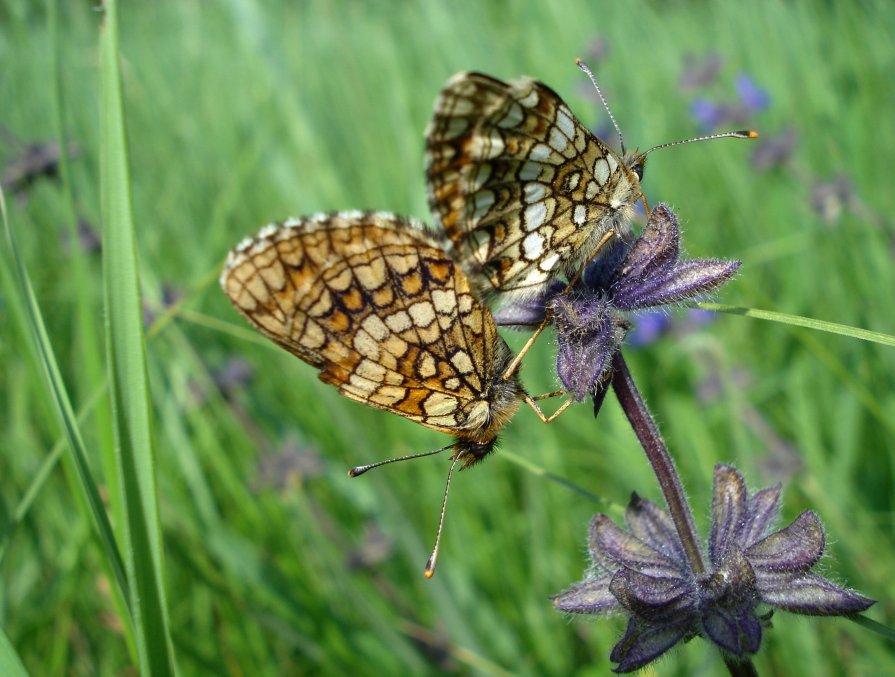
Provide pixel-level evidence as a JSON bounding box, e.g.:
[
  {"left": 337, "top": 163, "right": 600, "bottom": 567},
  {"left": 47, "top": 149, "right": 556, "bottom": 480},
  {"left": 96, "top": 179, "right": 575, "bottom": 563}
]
[
  {"left": 347, "top": 467, "right": 363, "bottom": 477},
  {"left": 424, "top": 560, "right": 436, "bottom": 579},
  {"left": 746, "top": 130, "right": 760, "bottom": 139},
  {"left": 575, "top": 56, "right": 583, "bottom": 66}
]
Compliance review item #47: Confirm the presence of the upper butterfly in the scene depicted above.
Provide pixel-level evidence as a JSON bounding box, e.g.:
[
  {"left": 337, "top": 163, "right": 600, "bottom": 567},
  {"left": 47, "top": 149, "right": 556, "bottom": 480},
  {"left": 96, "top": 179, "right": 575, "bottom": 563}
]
[
  {"left": 425, "top": 68, "right": 756, "bottom": 301},
  {"left": 425, "top": 71, "right": 642, "bottom": 301}
]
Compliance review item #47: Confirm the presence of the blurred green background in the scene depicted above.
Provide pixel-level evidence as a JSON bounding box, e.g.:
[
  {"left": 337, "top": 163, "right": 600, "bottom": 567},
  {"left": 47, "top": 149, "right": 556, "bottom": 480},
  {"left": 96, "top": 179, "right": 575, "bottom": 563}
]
[{"left": 2, "top": 0, "right": 894, "bottom": 674}]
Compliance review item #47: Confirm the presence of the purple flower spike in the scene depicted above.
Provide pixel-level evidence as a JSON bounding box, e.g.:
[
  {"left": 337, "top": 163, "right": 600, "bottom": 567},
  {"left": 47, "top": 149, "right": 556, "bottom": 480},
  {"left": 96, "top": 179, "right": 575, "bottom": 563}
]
[
  {"left": 550, "top": 294, "right": 623, "bottom": 401},
  {"left": 552, "top": 465, "right": 875, "bottom": 673},
  {"left": 609, "top": 204, "right": 741, "bottom": 310}
]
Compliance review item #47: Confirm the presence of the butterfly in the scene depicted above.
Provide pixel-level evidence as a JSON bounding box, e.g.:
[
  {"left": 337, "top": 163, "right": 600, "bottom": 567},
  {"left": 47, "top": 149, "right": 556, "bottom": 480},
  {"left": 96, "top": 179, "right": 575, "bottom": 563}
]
[{"left": 220, "top": 211, "right": 556, "bottom": 576}]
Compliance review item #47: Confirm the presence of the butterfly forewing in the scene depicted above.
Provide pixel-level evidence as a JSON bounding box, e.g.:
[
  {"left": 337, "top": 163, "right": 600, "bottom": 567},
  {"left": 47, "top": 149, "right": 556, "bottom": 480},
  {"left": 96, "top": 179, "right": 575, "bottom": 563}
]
[
  {"left": 221, "top": 212, "right": 521, "bottom": 446},
  {"left": 425, "top": 72, "right": 642, "bottom": 299}
]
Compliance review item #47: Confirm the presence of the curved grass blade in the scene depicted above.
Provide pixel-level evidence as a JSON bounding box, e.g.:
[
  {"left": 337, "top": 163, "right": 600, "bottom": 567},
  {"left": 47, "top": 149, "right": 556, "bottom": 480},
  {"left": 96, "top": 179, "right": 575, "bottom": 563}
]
[
  {"left": 697, "top": 302, "right": 895, "bottom": 348},
  {"left": 99, "top": 1, "right": 176, "bottom": 673},
  {"left": 0, "top": 189, "right": 130, "bottom": 609}
]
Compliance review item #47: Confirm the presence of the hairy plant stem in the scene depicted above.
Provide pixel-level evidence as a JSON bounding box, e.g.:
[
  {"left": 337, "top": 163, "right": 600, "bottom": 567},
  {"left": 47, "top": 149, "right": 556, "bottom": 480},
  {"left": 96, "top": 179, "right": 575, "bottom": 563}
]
[
  {"left": 610, "top": 351, "right": 758, "bottom": 677},
  {"left": 610, "top": 351, "right": 706, "bottom": 575}
]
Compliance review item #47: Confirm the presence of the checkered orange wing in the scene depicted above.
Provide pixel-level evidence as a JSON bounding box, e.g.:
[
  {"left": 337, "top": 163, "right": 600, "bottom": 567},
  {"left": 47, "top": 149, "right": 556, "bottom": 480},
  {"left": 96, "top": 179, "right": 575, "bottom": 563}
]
[
  {"left": 425, "top": 72, "right": 643, "bottom": 299},
  {"left": 221, "top": 211, "right": 522, "bottom": 461}
]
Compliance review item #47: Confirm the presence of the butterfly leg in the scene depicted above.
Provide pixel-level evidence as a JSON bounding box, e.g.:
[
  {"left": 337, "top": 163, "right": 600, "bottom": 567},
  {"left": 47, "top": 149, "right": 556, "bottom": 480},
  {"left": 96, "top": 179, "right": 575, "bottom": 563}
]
[
  {"left": 639, "top": 192, "right": 651, "bottom": 217},
  {"left": 522, "top": 391, "right": 573, "bottom": 423}
]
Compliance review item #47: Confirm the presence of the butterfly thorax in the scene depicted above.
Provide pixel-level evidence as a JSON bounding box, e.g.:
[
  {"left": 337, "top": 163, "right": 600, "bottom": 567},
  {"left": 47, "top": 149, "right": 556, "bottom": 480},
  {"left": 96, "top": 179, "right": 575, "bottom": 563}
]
[{"left": 453, "top": 342, "right": 523, "bottom": 467}]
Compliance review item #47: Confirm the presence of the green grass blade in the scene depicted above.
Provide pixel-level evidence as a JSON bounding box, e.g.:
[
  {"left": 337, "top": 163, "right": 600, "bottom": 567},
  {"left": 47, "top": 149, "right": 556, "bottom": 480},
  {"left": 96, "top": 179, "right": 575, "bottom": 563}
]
[
  {"left": 0, "top": 189, "right": 130, "bottom": 609},
  {"left": 698, "top": 302, "right": 895, "bottom": 347},
  {"left": 99, "top": 1, "right": 176, "bottom": 674},
  {"left": 0, "top": 626, "right": 29, "bottom": 677}
]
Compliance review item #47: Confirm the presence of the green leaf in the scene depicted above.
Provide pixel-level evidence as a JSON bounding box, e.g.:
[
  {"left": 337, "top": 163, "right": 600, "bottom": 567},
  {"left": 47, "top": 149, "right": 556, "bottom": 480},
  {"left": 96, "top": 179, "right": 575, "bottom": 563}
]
[
  {"left": 99, "top": 1, "right": 176, "bottom": 674},
  {"left": 697, "top": 303, "right": 895, "bottom": 348}
]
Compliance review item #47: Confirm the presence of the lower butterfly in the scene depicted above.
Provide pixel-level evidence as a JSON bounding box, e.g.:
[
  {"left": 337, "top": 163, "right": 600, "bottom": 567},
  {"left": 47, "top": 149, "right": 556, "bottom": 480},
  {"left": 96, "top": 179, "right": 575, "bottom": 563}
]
[{"left": 220, "top": 211, "right": 563, "bottom": 576}]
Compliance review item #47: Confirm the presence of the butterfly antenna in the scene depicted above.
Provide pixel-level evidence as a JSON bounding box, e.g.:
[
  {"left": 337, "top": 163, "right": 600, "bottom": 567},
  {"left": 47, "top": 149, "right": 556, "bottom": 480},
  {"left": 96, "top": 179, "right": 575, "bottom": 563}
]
[
  {"left": 424, "top": 455, "right": 461, "bottom": 579},
  {"left": 576, "top": 57, "right": 626, "bottom": 156},
  {"left": 638, "top": 130, "right": 759, "bottom": 161},
  {"left": 348, "top": 443, "right": 453, "bottom": 477}
]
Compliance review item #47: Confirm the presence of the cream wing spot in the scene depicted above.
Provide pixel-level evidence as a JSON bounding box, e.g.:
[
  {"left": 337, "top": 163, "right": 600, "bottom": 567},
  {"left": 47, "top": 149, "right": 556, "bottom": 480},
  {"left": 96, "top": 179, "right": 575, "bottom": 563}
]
[
  {"left": 530, "top": 143, "right": 553, "bottom": 162},
  {"left": 606, "top": 154, "right": 619, "bottom": 173},
  {"left": 593, "top": 158, "right": 610, "bottom": 186},
  {"left": 450, "top": 350, "right": 474, "bottom": 374},
  {"left": 302, "top": 320, "right": 326, "bottom": 350},
  {"left": 522, "top": 231, "right": 545, "bottom": 260},
  {"left": 497, "top": 101, "right": 525, "bottom": 128},
  {"left": 556, "top": 107, "right": 576, "bottom": 139},
  {"left": 243, "top": 274, "right": 270, "bottom": 304},
  {"left": 423, "top": 392, "right": 460, "bottom": 416},
  {"left": 352, "top": 331, "right": 380, "bottom": 359},
  {"left": 518, "top": 88, "right": 539, "bottom": 108},
  {"left": 327, "top": 267, "right": 353, "bottom": 291},
  {"left": 408, "top": 301, "right": 436, "bottom": 328},
  {"left": 417, "top": 352, "right": 437, "bottom": 378},
  {"left": 472, "top": 190, "right": 496, "bottom": 219},
  {"left": 431, "top": 289, "right": 458, "bottom": 315},
  {"left": 384, "top": 310, "right": 412, "bottom": 333},
  {"left": 519, "top": 161, "right": 542, "bottom": 182},
  {"left": 355, "top": 358, "right": 386, "bottom": 383},
  {"left": 573, "top": 204, "right": 587, "bottom": 226},
  {"left": 524, "top": 202, "right": 548, "bottom": 232},
  {"left": 361, "top": 314, "right": 389, "bottom": 340},
  {"left": 549, "top": 126, "right": 569, "bottom": 153},
  {"left": 523, "top": 182, "right": 547, "bottom": 203}
]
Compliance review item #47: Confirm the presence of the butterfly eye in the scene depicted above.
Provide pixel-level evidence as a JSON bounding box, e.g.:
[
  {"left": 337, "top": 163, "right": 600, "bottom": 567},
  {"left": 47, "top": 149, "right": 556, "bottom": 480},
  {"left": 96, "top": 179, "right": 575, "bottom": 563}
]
[{"left": 631, "top": 160, "right": 645, "bottom": 181}]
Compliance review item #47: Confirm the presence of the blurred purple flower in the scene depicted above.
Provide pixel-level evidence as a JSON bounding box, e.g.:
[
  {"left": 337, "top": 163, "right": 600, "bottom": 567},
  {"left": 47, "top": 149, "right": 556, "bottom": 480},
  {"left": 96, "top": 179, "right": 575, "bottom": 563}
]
[
  {"left": 254, "top": 438, "right": 325, "bottom": 492},
  {"left": 1, "top": 138, "right": 79, "bottom": 194},
  {"left": 691, "top": 75, "right": 770, "bottom": 132},
  {"left": 627, "top": 311, "right": 671, "bottom": 347},
  {"left": 735, "top": 74, "right": 771, "bottom": 111},
  {"left": 584, "top": 36, "right": 611, "bottom": 64},
  {"left": 214, "top": 356, "right": 255, "bottom": 396},
  {"left": 553, "top": 465, "right": 874, "bottom": 672},
  {"left": 61, "top": 218, "right": 102, "bottom": 256},
  {"left": 685, "top": 308, "right": 717, "bottom": 326},
  {"left": 346, "top": 521, "right": 395, "bottom": 571},
  {"left": 678, "top": 52, "right": 723, "bottom": 91},
  {"left": 142, "top": 284, "right": 184, "bottom": 328},
  {"left": 810, "top": 174, "right": 855, "bottom": 223},
  {"left": 751, "top": 128, "right": 798, "bottom": 171}
]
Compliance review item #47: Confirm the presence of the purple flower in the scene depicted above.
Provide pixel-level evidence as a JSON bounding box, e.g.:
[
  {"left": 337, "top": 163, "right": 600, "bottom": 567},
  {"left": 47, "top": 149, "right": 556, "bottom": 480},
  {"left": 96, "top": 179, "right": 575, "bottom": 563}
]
[
  {"left": 552, "top": 465, "right": 874, "bottom": 673},
  {"left": 735, "top": 74, "right": 771, "bottom": 112},
  {"left": 497, "top": 204, "right": 740, "bottom": 401}
]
